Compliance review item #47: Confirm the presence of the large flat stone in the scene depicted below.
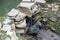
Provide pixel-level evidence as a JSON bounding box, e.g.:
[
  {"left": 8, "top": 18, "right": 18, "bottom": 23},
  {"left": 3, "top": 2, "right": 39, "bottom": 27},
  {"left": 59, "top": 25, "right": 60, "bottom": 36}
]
[
  {"left": 18, "top": 2, "right": 35, "bottom": 9},
  {"left": 34, "top": 0, "right": 46, "bottom": 3},
  {"left": 15, "top": 12, "right": 26, "bottom": 21},
  {"left": 16, "top": 7, "right": 32, "bottom": 17},
  {"left": 7, "top": 8, "right": 19, "bottom": 17},
  {"left": 38, "top": 29, "right": 60, "bottom": 40}
]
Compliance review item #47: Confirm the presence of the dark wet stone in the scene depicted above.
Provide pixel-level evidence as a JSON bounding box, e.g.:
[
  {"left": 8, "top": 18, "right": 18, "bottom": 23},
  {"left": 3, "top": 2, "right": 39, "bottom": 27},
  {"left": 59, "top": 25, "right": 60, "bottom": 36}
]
[
  {"left": 34, "top": 21, "right": 44, "bottom": 29},
  {"left": 26, "top": 16, "right": 36, "bottom": 27}
]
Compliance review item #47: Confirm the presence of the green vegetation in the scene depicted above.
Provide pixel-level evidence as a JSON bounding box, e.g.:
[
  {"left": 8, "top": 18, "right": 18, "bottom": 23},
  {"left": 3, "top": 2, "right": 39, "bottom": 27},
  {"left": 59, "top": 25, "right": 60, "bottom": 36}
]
[
  {"left": 0, "top": 17, "right": 5, "bottom": 23},
  {"left": 0, "top": 30, "right": 11, "bottom": 40}
]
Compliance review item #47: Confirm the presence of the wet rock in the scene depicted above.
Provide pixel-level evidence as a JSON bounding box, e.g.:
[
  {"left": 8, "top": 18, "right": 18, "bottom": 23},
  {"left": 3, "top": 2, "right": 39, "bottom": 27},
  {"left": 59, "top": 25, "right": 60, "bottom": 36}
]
[
  {"left": 26, "top": 17, "right": 36, "bottom": 27},
  {"left": 39, "top": 29, "right": 60, "bottom": 40},
  {"left": 51, "top": 27, "right": 56, "bottom": 31},
  {"left": 49, "top": 15, "right": 57, "bottom": 22},
  {"left": 35, "top": 21, "right": 42, "bottom": 26},
  {"left": 29, "top": 25, "right": 39, "bottom": 33},
  {"left": 33, "top": 21, "right": 44, "bottom": 29}
]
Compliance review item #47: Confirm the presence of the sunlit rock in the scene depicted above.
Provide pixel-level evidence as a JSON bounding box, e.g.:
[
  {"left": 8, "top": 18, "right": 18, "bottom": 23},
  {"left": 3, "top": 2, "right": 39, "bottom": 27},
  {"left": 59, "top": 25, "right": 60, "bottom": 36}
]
[
  {"left": 34, "top": 0, "right": 46, "bottom": 3},
  {"left": 17, "top": 2, "right": 41, "bottom": 16},
  {"left": 15, "top": 19, "right": 27, "bottom": 28},
  {"left": 52, "top": 4, "right": 59, "bottom": 12},
  {"left": 2, "top": 24, "right": 11, "bottom": 31},
  {"left": 5, "top": 37, "right": 11, "bottom": 40},
  {"left": 11, "top": 31, "right": 18, "bottom": 40},
  {"left": 6, "top": 31, "right": 13, "bottom": 36},
  {"left": 18, "top": 2, "right": 35, "bottom": 9},
  {"left": 31, "top": 4, "right": 41, "bottom": 14},
  {"left": 2, "top": 18, "right": 12, "bottom": 24},
  {"left": 7, "top": 8, "right": 19, "bottom": 19},
  {"left": 22, "top": 0, "right": 34, "bottom": 2},
  {"left": 15, "top": 12, "right": 26, "bottom": 21}
]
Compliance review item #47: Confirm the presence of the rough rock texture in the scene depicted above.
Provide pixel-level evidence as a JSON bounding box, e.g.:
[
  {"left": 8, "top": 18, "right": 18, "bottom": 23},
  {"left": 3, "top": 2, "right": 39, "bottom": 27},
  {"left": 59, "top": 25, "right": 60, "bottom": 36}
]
[{"left": 1, "top": 0, "right": 60, "bottom": 40}]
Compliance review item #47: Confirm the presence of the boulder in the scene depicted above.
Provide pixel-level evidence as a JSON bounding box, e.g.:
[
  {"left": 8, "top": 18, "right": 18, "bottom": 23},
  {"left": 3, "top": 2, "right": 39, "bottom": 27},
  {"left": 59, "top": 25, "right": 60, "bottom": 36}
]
[{"left": 18, "top": 2, "right": 40, "bottom": 13}]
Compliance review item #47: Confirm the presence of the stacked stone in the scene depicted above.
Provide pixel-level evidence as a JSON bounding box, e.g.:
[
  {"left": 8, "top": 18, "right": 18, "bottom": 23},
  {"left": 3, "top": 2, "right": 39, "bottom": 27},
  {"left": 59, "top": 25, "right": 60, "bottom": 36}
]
[
  {"left": 0, "top": 0, "right": 46, "bottom": 40},
  {"left": 1, "top": 0, "right": 46, "bottom": 40},
  {"left": 2, "top": 0, "right": 46, "bottom": 34}
]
